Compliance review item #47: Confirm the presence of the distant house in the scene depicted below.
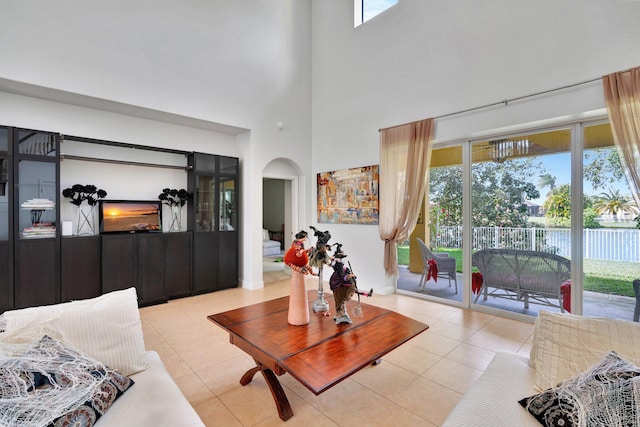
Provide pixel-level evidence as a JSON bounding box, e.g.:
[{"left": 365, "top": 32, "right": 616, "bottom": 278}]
[{"left": 524, "top": 201, "right": 542, "bottom": 217}]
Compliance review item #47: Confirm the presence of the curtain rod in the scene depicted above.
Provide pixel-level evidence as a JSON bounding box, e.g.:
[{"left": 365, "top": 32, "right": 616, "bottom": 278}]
[{"left": 378, "top": 75, "right": 604, "bottom": 132}]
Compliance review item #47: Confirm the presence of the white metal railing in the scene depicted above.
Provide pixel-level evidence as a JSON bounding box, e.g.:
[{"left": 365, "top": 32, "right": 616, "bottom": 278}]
[{"left": 432, "top": 226, "right": 640, "bottom": 262}]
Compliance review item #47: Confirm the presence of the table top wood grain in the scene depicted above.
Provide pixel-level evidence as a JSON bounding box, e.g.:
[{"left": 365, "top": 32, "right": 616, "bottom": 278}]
[{"left": 208, "top": 290, "right": 429, "bottom": 395}]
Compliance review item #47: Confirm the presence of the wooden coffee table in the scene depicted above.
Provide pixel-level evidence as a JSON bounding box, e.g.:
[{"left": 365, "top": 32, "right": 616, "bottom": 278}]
[{"left": 207, "top": 290, "right": 429, "bottom": 421}]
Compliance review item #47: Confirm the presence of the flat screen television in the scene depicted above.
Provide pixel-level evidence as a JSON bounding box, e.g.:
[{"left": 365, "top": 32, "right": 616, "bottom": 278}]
[{"left": 99, "top": 200, "right": 162, "bottom": 234}]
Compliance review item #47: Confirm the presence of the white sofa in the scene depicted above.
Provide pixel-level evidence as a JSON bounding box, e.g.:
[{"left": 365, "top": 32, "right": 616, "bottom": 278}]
[
  {"left": 0, "top": 288, "right": 204, "bottom": 427},
  {"left": 263, "top": 228, "right": 282, "bottom": 256},
  {"left": 443, "top": 310, "right": 640, "bottom": 426},
  {"left": 95, "top": 350, "right": 204, "bottom": 426}
]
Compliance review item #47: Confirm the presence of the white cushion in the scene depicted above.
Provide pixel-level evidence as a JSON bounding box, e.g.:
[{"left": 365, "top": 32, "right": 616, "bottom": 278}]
[
  {"left": 263, "top": 240, "right": 280, "bottom": 249},
  {"left": 98, "top": 351, "right": 205, "bottom": 426},
  {"left": 0, "top": 288, "right": 149, "bottom": 376},
  {"left": 531, "top": 310, "right": 640, "bottom": 390},
  {"left": 442, "top": 353, "right": 539, "bottom": 427},
  {"left": 262, "top": 228, "right": 270, "bottom": 241}
]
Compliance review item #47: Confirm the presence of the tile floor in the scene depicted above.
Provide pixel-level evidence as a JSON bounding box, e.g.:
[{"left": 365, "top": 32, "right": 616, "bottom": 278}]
[{"left": 139, "top": 276, "right": 534, "bottom": 426}]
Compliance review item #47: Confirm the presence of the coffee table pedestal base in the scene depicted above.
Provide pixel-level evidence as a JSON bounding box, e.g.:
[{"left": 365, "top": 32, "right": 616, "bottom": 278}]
[{"left": 240, "top": 361, "right": 293, "bottom": 421}]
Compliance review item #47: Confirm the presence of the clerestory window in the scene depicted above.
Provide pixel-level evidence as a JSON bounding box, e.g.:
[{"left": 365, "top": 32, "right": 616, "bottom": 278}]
[{"left": 354, "top": 0, "right": 398, "bottom": 27}]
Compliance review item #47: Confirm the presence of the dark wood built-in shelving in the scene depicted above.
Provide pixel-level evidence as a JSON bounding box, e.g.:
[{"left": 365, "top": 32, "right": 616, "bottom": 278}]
[{"left": 0, "top": 125, "right": 239, "bottom": 312}]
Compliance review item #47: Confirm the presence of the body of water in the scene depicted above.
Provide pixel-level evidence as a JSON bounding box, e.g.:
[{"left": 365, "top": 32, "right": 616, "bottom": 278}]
[{"left": 436, "top": 226, "right": 640, "bottom": 263}]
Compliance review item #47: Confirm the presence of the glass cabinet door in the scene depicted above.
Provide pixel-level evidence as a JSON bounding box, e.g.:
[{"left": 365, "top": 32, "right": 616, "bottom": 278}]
[
  {"left": 16, "top": 130, "right": 58, "bottom": 239},
  {"left": 17, "top": 130, "right": 57, "bottom": 157},
  {"left": 18, "top": 160, "right": 56, "bottom": 238},
  {"left": 0, "top": 127, "right": 8, "bottom": 240},
  {"left": 0, "top": 126, "right": 8, "bottom": 153},
  {"left": 0, "top": 158, "right": 8, "bottom": 241},
  {"left": 219, "top": 177, "right": 236, "bottom": 231},
  {"left": 0, "top": 128, "right": 9, "bottom": 313},
  {"left": 195, "top": 175, "right": 215, "bottom": 231}
]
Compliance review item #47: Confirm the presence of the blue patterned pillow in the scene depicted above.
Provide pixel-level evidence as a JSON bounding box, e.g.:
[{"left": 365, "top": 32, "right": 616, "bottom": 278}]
[{"left": 0, "top": 335, "right": 134, "bottom": 426}]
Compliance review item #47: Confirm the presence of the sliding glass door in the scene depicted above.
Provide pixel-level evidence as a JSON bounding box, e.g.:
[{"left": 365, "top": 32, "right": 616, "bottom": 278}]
[
  {"left": 398, "top": 119, "right": 640, "bottom": 322},
  {"left": 469, "top": 128, "right": 572, "bottom": 316},
  {"left": 398, "top": 144, "right": 463, "bottom": 304},
  {"left": 581, "top": 122, "right": 640, "bottom": 321}
]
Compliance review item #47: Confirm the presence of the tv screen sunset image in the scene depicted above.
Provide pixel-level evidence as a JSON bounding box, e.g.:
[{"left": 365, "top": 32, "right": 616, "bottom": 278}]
[{"left": 101, "top": 202, "right": 161, "bottom": 233}]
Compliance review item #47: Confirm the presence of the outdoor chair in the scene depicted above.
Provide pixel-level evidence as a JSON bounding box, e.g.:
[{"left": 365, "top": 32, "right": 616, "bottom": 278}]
[{"left": 416, "top": 238, "right": 458, "bottom": 293}]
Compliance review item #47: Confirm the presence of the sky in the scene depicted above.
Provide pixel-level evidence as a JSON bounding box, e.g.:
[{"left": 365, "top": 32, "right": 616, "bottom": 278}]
[
  {"left": 362, "top": 0, "right": 398, "bottom": 22},
  {"left": 529, "top": 152, "right": 631, "bottom": 206}
]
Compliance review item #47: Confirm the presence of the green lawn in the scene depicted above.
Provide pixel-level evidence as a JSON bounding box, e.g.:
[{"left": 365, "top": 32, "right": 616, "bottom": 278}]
[{"left": 397, "top": 245, "right": 638, "bottom": 297}]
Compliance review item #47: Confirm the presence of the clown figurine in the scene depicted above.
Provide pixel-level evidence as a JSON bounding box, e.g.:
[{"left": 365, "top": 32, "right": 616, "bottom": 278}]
[{"left": 284, "top": 230, "right": 312, "bottom": 325}]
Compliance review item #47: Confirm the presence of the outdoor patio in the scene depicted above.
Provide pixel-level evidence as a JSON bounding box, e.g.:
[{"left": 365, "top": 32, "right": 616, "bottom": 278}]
[
  {"left": 397, "top": 265, "right": 638, "bottom": 322},
  {"left": 264, "top": 254, "right": 638, "bottom": 322}
]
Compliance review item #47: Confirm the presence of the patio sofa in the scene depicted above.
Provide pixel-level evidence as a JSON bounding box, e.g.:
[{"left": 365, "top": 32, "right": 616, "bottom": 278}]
[
  {"left": 472, "top": 248, "right": 571, "bottom": 312},
  {"left": 0, "top": 288, "right": 204, "bottom": 426},
  {"left": 443, "top": 310, "right": 640, "bottom": 426}
]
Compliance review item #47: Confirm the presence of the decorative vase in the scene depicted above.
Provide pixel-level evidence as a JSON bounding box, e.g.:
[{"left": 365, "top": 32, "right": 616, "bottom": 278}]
[
  {"left": 169, "top": 205, "right": 182, "bottom": 232},
  {"left": 288, "top": 270, "right": 310, "bottom": 326},
  {"left": 77, "top": 203, "right": 96, "bottom": 235}
]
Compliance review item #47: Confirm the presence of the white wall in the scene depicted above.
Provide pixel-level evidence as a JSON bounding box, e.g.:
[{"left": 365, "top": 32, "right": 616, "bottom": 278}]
[
  {"left": 0, "top": 0, "right": 313, "bottom": 289},
  {"left": 0, "top": 0, "right": 308, "bottom": 131},
  {"left": 311, "top": 0, "right": 640, "bottom": 294},
  {"left": 263, "top": 179, "right": 285, "bottom": 232},
  {"left": 4, "top": 1, "right": 639, "bottom": 296}
]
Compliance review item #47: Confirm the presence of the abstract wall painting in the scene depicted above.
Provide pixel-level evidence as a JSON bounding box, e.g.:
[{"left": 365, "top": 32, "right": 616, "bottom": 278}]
[{"left": 317, "top": 165, "right": 379, "bottom": 224}]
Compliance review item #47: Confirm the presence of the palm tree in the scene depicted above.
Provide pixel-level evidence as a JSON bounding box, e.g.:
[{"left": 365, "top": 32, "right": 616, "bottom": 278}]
[
  {"left": 538, "top": 173, "right": 556, "bottom": 192},
  {"left": 593, "top": 188, "right": 639, "bottom": 221}
]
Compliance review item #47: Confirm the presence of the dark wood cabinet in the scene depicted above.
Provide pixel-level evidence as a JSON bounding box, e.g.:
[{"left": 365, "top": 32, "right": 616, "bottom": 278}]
[
  {"left": 135, "top": 233, "right": 165, "bottom": 305},
  {"left": 189, "top": 153, "right": 239, "bottom": 294},
  {"left": 101, "top": 234, "right": 135, "bottom": 294},
  {"left": 0, "top": 125, "right": 237, "bottom": 312},
  {"left": 61, "top": 236, "right": 101, "bottom": 302},
  {"left": 14, "top": 239, "right": 58, "bottom": 308},
  {"left": 12, "top": 128, "right": 60, "bottom": 310},
  {"left": 217, "top": 230, "right": 238, "bottom": 290},
  {"left": 101, "top": 233, "right": 166, "bottom": 306},
  {"left": 193, "top": 232, "right": 216, "bottom": 294},
  {"left": 165, "top": 232, "right": 192, "bottom": 299}
]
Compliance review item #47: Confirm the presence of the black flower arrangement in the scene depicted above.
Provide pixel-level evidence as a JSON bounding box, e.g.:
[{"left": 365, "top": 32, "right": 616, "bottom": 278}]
[
  {"left": 158, "top": 188, "right": 190, "bottom": 207},
  {"left": 62, "top": 184, "right": 108, "bottom": 206}
]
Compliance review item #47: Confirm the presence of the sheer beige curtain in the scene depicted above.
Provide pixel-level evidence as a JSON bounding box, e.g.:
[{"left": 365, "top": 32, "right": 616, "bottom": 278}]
[
  {"left": 603, "top": 66, "right": 640, "bottom": 209},
  {"left": 379, "top": 118, "right": 434, "bottom": 275}
]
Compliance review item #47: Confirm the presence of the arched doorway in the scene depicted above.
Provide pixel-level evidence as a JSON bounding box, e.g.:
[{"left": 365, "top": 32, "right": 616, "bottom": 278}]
[{"left": 262, "top": 158, "right": 302, "bottom": 283}]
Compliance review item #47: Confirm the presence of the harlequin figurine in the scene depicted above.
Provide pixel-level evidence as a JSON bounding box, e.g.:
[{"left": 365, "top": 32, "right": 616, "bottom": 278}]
[
  {"left": 284, "top": 230, "right": 312, "bottom": 325},
  {"left": 329, "top": 244, "right": 357, "bottom": 324}
]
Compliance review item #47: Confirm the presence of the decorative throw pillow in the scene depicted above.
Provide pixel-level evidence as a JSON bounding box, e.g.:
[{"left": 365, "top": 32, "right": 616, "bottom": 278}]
[
  {"left": 0, "top": 335, "right": 134, "bottom": 427},
  {"left": 0, "top": 287, "right": 149, "bottom": 376},
  {"left": 263, "top": 228, "right": 270, "bottom": 241},
  {"left": 519, "top": 351, "right": 640, "bottom": 427},
  {"left": 530, "top": 310, "right": 640, "bottom": 390}
]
